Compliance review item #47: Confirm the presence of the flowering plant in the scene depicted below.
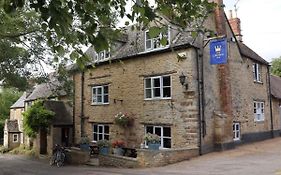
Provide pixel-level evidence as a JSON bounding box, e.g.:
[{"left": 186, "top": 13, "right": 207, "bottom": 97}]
[
  {"left": 112, "top": 140, "right": 125, "bottom": 148},
  {"left": 96, "top": 139, "right": 110, "bottom": 148},
  {"left": 144, "top": 133, "right": 160, "bottom": 144},
  {"left": 114, "top": 112, "right": 132, "bottom": 127}
]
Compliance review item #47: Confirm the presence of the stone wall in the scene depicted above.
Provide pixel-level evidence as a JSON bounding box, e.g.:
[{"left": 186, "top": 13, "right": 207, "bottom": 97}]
[
  {"left": 99, "top": 154, "right": 138, "bottom": 168},
  {"left": 74, "top": 48, "right": 200, "bottom": 150},
  {"left": 137, "top": 148, "right": 199, "bottom": 167}
]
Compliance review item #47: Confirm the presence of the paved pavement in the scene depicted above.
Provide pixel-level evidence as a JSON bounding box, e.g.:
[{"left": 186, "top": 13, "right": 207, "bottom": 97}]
[{"left": 1, "top": 138, "right": 281, "bottom": 175}]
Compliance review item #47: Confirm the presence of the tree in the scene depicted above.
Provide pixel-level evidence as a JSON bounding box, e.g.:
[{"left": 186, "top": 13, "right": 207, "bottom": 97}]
[
  {"left": 0, "top": 88, "right": 22, "bottom": 140},
  {"left": 271, "top": 56, "right": 281, "bottom": 77},
  {"left": 23, "top": 100, "right": 55, "bottom": 138},
  {"left": 1, "top": 0, "right": 215, "bottom": 70}
]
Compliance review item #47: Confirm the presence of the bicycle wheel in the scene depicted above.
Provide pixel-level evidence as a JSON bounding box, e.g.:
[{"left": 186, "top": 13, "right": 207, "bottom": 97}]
[{"left": 49, "top": 155, "right": 55, "bottom": 166}]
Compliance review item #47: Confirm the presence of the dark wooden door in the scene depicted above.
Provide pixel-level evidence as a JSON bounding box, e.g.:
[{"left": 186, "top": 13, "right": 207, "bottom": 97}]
[
  {"left": 40, "top": 129, "right": 47, "bottom": 154},
  {"left": 61, "top": 128, "right": 69, "bottom": 147}
]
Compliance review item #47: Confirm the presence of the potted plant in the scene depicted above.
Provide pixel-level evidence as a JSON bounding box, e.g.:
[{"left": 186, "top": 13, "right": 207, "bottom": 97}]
[
  {"left": 112, "top": 140, "right": 125, "bottom": 156},
  {"left": 79, "top": 136, "right": 90, "bottom": 152},
  {"left": 97, "top": 140, "right": 110, "bottom": 155},
  {"left": 144, "top": 133, "right": 161, "bottom": 150},
  {"left": 114, "top": 112, "right": 133, "bottom": 127}
]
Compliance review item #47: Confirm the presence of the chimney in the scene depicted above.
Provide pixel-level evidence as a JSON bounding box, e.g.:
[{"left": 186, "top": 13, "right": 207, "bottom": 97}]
[
  {"left": 213, "top": 0, "right": 227, "bottom": 36},
  {"left": 228, "top": 10, "right": 243, "bottom": 42}
]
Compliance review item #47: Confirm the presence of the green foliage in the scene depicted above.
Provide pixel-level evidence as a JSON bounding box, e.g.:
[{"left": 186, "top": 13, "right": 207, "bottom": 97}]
[
  {"left": 9, "top": 144, "right": 35, "bottom": 156},
  {"left": 23, "top": 101, "right": 55, "bottom": 138},
  {"left": 0, "top": 0, "right": 215, "bottom": 70},
  {"left": 97, "top": 140, "right": 110, "bottom": 148},
  {"left": 271, "top": 56, "right": 281, "bottom": 77},
  {"left": 0, "top": 146, "right": 10, "bottom": 153}
]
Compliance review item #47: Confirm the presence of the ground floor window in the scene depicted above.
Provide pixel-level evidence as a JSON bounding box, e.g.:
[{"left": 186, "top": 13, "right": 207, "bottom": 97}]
[
  {"left": 145, "top": 125, "right": 171, "bottom": 148},
  {"left": 92, "top": 124, "right": 109, "bottom": 142},
  {"left": 12, "top": 134, "right": 19, "bottom": 142},
  {"left": 233, "top": 122, "right": 240, "bottom": 141}
]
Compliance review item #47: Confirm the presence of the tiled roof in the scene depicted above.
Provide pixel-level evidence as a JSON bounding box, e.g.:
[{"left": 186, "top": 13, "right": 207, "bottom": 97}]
[
  {"left": 85, "top": 25, "right": 197, "bottom": 63},
  {"left": 270, "top": 75, "right": 281, "bottom": 100},
  {"left": 25, "top": 80, "right": 66, "bottom": 101},
  {"left": 6, "top": 120, "right": 20, "bottom": 133},
  {"left": 238, "top": 42, "right": 269, "bottom": 65},
  {"left": 44, "top": 101, "right": 73, "bottom": 126},
  {"left": 10, "top": 92, "right": 26, "bottom": 109}
]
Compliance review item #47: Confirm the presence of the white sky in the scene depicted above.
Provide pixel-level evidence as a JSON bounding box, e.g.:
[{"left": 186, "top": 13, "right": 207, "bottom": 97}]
[{"left": 224, "top": 0, "right": 281, "bottom": 62}]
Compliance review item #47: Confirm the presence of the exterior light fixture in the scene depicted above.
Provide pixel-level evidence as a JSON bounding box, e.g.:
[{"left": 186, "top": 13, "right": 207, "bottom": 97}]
[{"left": 179, "top": 73, "right": 188, "bottom": 90}]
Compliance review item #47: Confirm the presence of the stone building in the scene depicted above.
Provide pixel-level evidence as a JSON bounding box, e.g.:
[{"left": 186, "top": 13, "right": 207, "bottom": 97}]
[
  {"left": 270, "top": 75, "right": 281, "bottom": 136},
  {"left": 72, "top": 0, "right": 278, "bottom": 166}
]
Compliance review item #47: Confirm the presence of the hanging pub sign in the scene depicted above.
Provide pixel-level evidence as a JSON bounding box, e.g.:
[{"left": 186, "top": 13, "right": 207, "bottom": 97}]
[{"left": 210, "top": 38, "right": 228, "bottom": 64}]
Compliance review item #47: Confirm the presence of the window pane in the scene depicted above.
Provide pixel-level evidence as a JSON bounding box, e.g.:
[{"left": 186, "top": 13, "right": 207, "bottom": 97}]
[
  {"left": 145, "top": 89, "right": 152, "bottom": 98},
  {"left": 163, "top": 127, "right": 171, "bottom": 137},
  {"left": 93, "top": 125, "right": 97, "bottom": 132},
  {"left": 163, "top": 76, "right": 170, "bottom": 86},
  {"left": 104, "top": 95, "right": 109, "bottom": 103},
  {"left": 104, "top": 135, "right": 109, "bottom": 140},
  {"left": 163, "top": 87, "right": 171, "bottom": 97},
  {"left": 163, "top": 138, "right": 171, "bottom": 148},
  {"left": 97, "top": 87, "right": 102, "bottom": 94},
  {"left": 98, "top": 126, "right": 103, "bottom": 133},
  {"left": 104, "top": 86, "right": 108, "bottom": 93},
  {"left": 98, "top": 134, "right": 103, "bottom": 140},
  {"left": 153, "top": 88, "right": 161, "bottom": 97},
  {"left": 146, "top": 40, "right": 152, "bottom": 49},
  {"left": 97, "top": 95, "right": 102, "bottom": 102},
  {"left": 104, "top": 126, "right": 109, "bottom": 134},
  {"left": 145, "top": 79, "right": 151, "bottom": 88},
  {"left": 153, "top": 78, "right": 160, "bottom": 87},
  {"left": 93, "top": 133, "right": 97, "bottom": 141},
  {"left": 93, "top": 88, "right": 96, "bottom": 95},
  {"left": 155, "top": 127, "right": 161, "bottom": 136},
  {"left": 146, "top": 32, "right": 151, "bottom": 39},
  {"left": 146, "top": 126, "right": 153, "bottom": 134}
]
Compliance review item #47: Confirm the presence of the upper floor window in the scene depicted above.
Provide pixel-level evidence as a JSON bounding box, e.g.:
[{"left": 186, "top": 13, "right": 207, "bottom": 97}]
[
  {"left": 13, "top": 134, "right": 19, "bottom": 142},
  {"left": 92, "top": 124, "right": 109, "bottom": 142},
  {"left": 145, "top": 125, "right": 171, "bottom": 149},
  {"left": 92, "top": 85, "right": 109, "bottom": 105},
  {"left": 233, "top": 122, "right": 240, "bottom": 141},
  {"left": 145, "top": 28, "right": 170, "bottom": 51},
  {"left": 94, "top": 50, "right": 110, "bottom": 62},
  {"left": 253, "top": 63, "right": 262, "bottom": 82},
  {"left": 144, "top": 75, "right": 171, "bottom": 100},
  {"left": 254, "top": 101, "right": 264, "bottom": 121}
]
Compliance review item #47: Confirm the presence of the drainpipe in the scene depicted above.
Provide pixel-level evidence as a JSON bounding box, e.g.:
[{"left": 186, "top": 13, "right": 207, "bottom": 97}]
[
  {"left": 72, "top": 75, "right": 76, "bottom": 144},
  {"left": 196, "top": 48, "right": 202, "bottom": 155},
  {"left": 267, "top": 66, "right": 274, "bottom": 138},
  {"left": 81, "top": 71, "right": 85, "bottom": 137}
]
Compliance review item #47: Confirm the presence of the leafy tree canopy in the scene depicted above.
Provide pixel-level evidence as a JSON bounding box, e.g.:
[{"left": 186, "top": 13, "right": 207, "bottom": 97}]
[
  {"left": 1, "top": 0, "right": 215, "bottom": 71},
  {"left": 23, "top": 100, "right": 55, "bottom": 138},
  {"left": 271, "top": 56, "right": 281, "bottom": 77}
]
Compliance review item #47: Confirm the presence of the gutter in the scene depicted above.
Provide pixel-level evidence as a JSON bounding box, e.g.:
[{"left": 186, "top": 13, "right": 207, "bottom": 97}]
[{"left": 267, "top": 66, "right": 274, "bottom": 137}]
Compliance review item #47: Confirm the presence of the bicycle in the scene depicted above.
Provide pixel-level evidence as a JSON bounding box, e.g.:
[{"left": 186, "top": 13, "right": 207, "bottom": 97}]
[{"left": 49, "top": 144, "right": 66, "bottom": 167}]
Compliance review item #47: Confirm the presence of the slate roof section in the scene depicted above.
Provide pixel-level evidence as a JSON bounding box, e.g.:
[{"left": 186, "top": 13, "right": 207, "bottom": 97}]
[
  {"left": 10, "top": 92, "right": 26, "bottom": 109},
  {"left": 270, "top": 75, "right": 281, "bottom": 100},
  {"left": 6, "top": 120, "right": 20, "bottom": 133},
  {"left": 25, "top": 80, "right": 66, "bottom": 101},
  {"left": 44, "top": 101, "right": 73, "bottom": 126},
  {"left": 238, "top": 42, "right": 269, "bottom": 65}
]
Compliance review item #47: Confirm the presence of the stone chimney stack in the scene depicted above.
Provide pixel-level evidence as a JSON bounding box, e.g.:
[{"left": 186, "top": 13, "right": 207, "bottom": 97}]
[{"left": 228, "top": 10, "right": 243, "bottom": 42}]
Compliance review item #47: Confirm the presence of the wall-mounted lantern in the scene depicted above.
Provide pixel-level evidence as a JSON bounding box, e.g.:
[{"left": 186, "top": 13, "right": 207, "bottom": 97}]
[{"left": 179, "top": 73, "right": 188, "bottom": 90}]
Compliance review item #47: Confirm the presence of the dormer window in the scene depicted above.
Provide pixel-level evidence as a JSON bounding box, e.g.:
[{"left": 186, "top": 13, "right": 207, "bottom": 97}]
[
  {"left": 145, "top": 28, "right": 170, "bottom": 51},
  {"left": 95, "top": 50, "right": 110, "bottom": 62}
]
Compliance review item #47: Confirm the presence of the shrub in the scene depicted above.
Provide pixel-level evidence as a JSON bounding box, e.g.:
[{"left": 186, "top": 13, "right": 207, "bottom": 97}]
[
  {"left": 144, "top": 133, "right": 160, "bottom": 144},
  {"left": 112, "top": 140, "right": 125, "bottom": 148},
  {"left": 97, "top": 140, "right": 110, "bottom": 148}
]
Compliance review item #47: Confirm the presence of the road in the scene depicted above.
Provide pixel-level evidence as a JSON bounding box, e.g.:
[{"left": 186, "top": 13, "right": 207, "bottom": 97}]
[{"left": 1, "top": 138, "right": 281, "bottom": 175}]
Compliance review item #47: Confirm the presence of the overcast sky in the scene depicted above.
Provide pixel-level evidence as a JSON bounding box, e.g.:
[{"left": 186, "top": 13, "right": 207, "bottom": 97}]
[{"left": 224, "top": 0, "right": 281, "bottom": 62}]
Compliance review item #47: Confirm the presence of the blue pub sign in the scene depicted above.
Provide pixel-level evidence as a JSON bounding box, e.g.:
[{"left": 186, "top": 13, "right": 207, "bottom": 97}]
[{"left": 210, "top": 38, "right": 228, "bottom": 64}]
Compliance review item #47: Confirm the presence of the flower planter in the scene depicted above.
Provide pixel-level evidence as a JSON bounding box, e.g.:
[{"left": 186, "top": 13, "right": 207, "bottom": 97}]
[
  {"left": 148, "top": 143, "right": 160, "bottom": 150},
  {"left": 80, "top": 143, "right": 90, "bottom": 152},
  {"left": 113, "top": 148, "right": 124, "bottom": 156},
  {"left": 99, "top": 147, "right": 109, "bottom": 155}
]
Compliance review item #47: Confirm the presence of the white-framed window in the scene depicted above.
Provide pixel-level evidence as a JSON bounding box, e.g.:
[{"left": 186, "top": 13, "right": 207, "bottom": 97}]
[
  {"left": 145, "top": 28, "right": 170, "bottom": 51},
  {"left": 254, "top": 101, "right": 264, "bottom": 121},
  {"left": 144, "top": 75, "right": 171, "bottom": 99},
  {"left": 233, "top": 122, "right": 240, "bottom": 141},
  {"left": 92, "top": 85, "right": 109, "bottom": 105},
  {"left": 92, "top": 124, "right": 109, "bottom": 142},
  {"left": 253, "top": 63, "right": 262, "bottom": 82},
  {"left": 145, "top": 125, "right": 171, "bottom": 149},
  {"left": 94, "top": 50, "right": 110, "bottom": 62},
  {"left": 13, "top": 134, "right": 19, "bottom": 143}
]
